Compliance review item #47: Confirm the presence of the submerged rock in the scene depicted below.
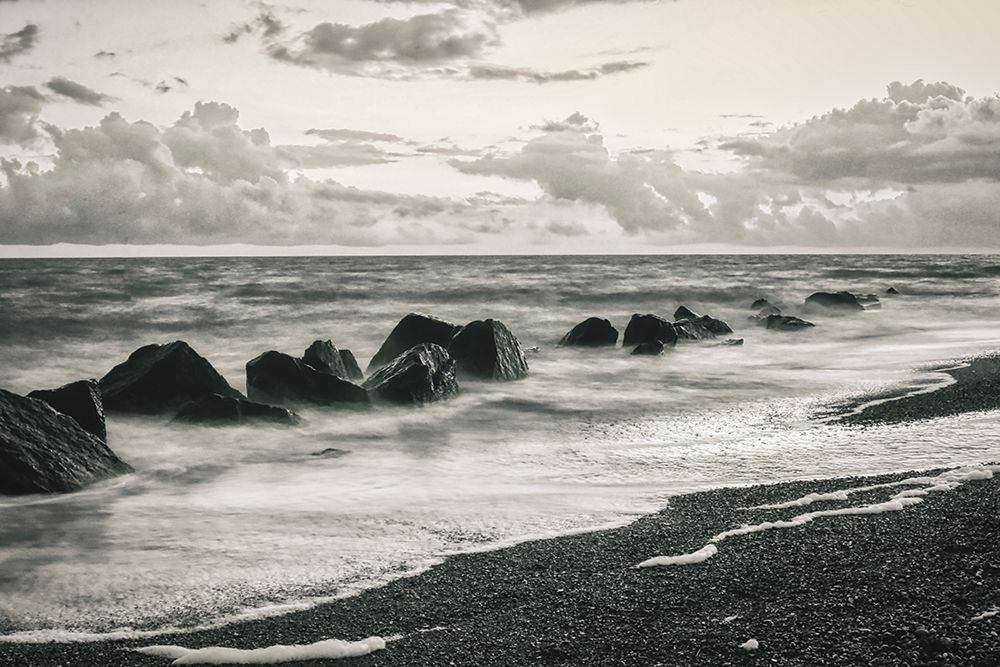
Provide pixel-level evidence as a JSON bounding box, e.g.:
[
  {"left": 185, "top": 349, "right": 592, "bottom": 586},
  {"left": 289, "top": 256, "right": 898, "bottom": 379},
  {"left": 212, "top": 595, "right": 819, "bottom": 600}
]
[
  {"left": 447, "top": 319, "right": 529, "bottom": 381},
  {"left": 673, "top": 305, "right": 700, "bottom": 321},
  {"left": 362, "top": 343, "right": 458, "bottom": 405},
  {"left": 631, "top": 341, "right": 665, "bottom": 356},
  {"left": 339, "top": 350, "right": 364, "bottom": 380},
  {"left": 764, "top": 314, "right": 815, "bottom": 331},
  {"left": 803, "top": 291, "right": 865, "bottom": 313},
  {"left": 246, "top": 351, "right": 369, "bottom": 407},
  {"left": 173, "top": 393, "right": 299, "bottom": 426},
  {"left": 28, "top": 379, "right": 106, "bottom": 442},
  {"left": 302, "top": 340, "right": 348, "bottom": 378},
  {"left": 559, "top": 317, "right": 619, "bottom": 347},
  {"left": 623, "top": 314, "right": 677, "bottom": 347},
  {"left": 0, "top": 389, "right": 132, "bottom": 495},
  {"left": 368, "top": 313, "right": 462, "bottom": 372},
  {"left": 99, "top": 341, "right": 241, "bottom": 414},
  {"left": 750, "top": 298, "right": 782, "bottom": 317},
  {"left": 886, "top": 287, "right": 900, "bottom": 295},
  {"left": 720, "top": 338, "right": 745, "bottom": 346},
  {"left": 856, "top": 293, "right": 882, "bottom": 310}
]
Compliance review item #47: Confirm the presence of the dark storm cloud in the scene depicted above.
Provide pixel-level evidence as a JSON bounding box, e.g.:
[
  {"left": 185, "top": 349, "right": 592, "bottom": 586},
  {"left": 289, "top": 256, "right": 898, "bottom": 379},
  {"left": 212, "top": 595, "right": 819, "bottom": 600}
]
[
  {"left": 45, "top": 77, "right": 115, "bottom": 107},
  {"left": 0, "top": 23, "right": 39, "bottom": 63}
]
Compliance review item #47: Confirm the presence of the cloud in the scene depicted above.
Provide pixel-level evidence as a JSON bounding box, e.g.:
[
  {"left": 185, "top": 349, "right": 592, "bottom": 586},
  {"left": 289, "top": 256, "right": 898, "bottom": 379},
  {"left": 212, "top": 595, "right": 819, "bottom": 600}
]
[
  {"left": 306, "top": 128, "right": 405, "bottom": 143},
  {"left": 94, "top": 50, "right": 117, "bottom": 59},
  {"left": 465, "top": 60, "right": 648, "bottom": 83},
  {"left": 224, "top": 10, "right": 286, "bottom": 43},
  {"left": 0, "top": 85, "right": 45, "bottom": 145},
  {"left": 530, "top": 111, "right": 599, "bottom": 133},
  {"left": 45, "top": 77, "right": 115, "bottom": 107},
  {"left": 0, "top": 23, "right": 38, "bottom": 63}
]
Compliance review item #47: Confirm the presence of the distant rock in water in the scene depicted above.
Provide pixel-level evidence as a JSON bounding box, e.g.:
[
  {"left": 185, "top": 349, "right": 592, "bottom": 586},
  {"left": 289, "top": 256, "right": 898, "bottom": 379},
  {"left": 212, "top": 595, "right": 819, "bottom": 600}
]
[
  {"left": 173, "top": 393, "right": 299, "bottom": 426},
  {"left": 623, "top": 314, "right": 677, "bottom": 347},
  {"left": 339, "top": 350, "right": 364, "bottom": 380},
  {"left": 750, "top": 298, "right": 772, "bottom": 311},
  {"left": 368, "top": 313, "right": 462, "bottom": 372},
  {"left": 246, "top": 351, "right": 369, "bottom": 407},
  {"left": 673, "top": 313, "right": 732, "bottom": 340},
  {"left": 99, "top": 341, "right": 241, "bottom": 414},
  {"left": 763, "top": 314, "right": 815, "bottom": 331},
  {"left": 311, "top": 447, "right": 350, "bottom": 458},
  {"left": 803, "top": 291, "right": 865, "bottom": 313},
  {"left": 302, "top": 340, "right": 348, "bottom": 378},
  {"left": 750, "top": 298, "right": 781, "bottom": 316},
  {"left": 886, "top": 287, "right": 900, "bottom": 295},
  {"left": 0, "top": 389, "right": 132, "bottom": 495},
  {"left": 674, "top": 306, "right": 700, "bottom": 321},
  {"left": 447, "top": 319, "right": 529, "bottom": 381},
  {"left": 631, "top": 341, "right": 664, "bottom": 356},
  {"left": 559, "top": 317, "right": 619, "bottom": 347},
  {"left": 856, "top": 293, "right": 882, "bottom": 310},
  {"left": 695, "top": 315, "right": 734, "bottom": 335},
  {"left": 28, "top": 379, "right": 106, "bottom": 442},
  {"left": 363, "top": 343, "right": 458, "bottom": 405},
  {"left": 720, "top": 338, "right": 744, "bottom": 346}
]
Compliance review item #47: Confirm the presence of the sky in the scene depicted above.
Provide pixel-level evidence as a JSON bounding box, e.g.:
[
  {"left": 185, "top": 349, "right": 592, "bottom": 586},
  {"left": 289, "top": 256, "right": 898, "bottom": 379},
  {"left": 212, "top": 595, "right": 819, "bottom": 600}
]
[{"left": 1, "top": 0, "right": 999, "bottom": 254}]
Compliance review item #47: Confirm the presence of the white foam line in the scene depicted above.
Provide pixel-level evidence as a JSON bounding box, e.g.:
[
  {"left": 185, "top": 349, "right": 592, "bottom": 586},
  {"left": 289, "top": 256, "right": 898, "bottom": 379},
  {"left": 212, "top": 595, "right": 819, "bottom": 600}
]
[
  {"left": 971, "top": 608, "right": 998, "bottom": 621},
  {"left": 637, "top": 464, "right": 996, "bottom": 569},
  {"left": 826, "top": 362, "right": 966, "bottom": 422},
  {"left": 135, "top": 636, "right": 386, "bottom": 665}
]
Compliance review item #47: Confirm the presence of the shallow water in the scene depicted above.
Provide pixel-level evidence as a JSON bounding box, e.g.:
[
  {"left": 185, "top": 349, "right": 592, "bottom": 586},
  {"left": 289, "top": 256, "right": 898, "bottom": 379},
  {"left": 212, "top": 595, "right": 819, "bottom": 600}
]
[{"left": 1, "top": 254, "right": 999, "bottom": 636}]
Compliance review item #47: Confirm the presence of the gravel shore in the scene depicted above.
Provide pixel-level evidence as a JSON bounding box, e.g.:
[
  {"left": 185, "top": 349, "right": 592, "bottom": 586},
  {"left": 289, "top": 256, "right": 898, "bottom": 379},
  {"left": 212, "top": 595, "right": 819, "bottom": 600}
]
[{"left": 3, "top": 463, "right": 998, "bottom": 667}]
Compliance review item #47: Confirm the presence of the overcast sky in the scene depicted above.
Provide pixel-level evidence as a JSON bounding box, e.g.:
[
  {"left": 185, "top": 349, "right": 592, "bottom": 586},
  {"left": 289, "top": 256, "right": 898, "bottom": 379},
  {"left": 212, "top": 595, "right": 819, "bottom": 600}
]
[{"left": 1, "top": 0, "right": 999, "bottom": 253}]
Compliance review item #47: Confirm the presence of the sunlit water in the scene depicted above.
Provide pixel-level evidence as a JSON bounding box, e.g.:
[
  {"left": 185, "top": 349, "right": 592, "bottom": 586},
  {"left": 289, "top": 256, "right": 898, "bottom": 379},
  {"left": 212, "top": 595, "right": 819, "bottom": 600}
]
[{"left": 1, "top": 254, "right": 999, "bottom": 636}]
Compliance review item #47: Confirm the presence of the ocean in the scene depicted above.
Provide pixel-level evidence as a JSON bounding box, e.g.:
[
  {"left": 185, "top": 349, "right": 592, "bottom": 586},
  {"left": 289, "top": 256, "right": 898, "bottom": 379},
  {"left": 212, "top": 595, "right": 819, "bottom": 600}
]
[{"left": 1, "top": 254, "right": 999, "bottom": 639}]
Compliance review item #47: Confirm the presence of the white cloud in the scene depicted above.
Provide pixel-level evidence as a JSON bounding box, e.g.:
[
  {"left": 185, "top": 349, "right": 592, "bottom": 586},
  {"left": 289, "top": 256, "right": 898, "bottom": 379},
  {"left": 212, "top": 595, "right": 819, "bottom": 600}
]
[{"left": 0, "top": 85, "right": 45, "bottom": 145}]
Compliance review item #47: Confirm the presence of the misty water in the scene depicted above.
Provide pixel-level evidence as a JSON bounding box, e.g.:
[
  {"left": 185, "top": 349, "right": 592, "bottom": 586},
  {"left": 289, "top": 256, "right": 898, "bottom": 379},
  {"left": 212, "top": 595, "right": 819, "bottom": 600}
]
[{"left": 1, "top": 254, "right": 999, "bottom": 638}]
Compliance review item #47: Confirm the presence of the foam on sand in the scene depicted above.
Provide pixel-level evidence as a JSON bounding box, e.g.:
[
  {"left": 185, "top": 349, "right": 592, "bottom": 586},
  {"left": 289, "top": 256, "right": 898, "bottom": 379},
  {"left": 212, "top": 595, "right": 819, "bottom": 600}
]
[
  {"left": 739, "top": 638, "right": 759, "bottom": 651},
  {"left": 971, "top": 608, "right": 998, "bottom": 621},
  {"left": 637, "top": 544, "right": 717, "bottom": 568},
  {"left": 136, "top": 636, "right": 386, "bottom": 665}
]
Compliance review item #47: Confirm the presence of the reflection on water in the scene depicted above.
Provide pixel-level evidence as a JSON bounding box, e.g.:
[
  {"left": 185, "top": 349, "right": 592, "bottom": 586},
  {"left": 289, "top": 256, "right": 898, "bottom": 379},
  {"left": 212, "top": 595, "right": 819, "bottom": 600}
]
[{"left": 1, "top": 254, "right": 999, "bottom": 634}]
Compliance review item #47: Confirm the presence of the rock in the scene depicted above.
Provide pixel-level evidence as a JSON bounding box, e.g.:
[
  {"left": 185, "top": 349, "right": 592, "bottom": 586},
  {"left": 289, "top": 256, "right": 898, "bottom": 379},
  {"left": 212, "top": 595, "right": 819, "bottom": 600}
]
[
  {"left": 311, "top": 447, "right": 350, "bottom": 458},
  {"left": 246, "top": 351, "right": 369, "bottom": 407},
  {"left": 362, "top": 343, "right": 458, "bottom": 405},
  {"left": 720, "top": 338, "right": 744, "bottom": 346},
  {"left": 28, "top": 379, "right": 106, "bottom": 442},
  {"left": 0, "top": 388, "right": 132, "bottom": 495},
  {"left": 886, "top": 287, "right": 900, "bottom": 295},
  {"left": 856, "top": 293, "right": 882, "bottom": 310},
  {"left": 803, "top": 291, "right": 865, "bottom": 313},
  {"left": 368, "top": 313, "right": 462, "bottom": 372},
  {"left": 673, "top": 313, "right": 733, "bottom": 341},
  {"left": 339, "top": 350, "right": 364, "bottom": 380},
  {"left": 446, "top": 319, "right": 529, "bottom": 381},
  {"left": 764, "top": 314, "right": 815, "bottom": 331},
  {"left": 631, "top": 341, "right": 664, "bottom": 356},
  {"left": 302, "top": 340, "right": 348, "bottom": 378},
  {"left": 99, "top": 341, "right": 241, "bottom": 414},
  {"left": 674, "top": 305, "right": 700, "bottom": 321},
  {"left": 622, "top": 314, "right": 677, "bottom": 347},
  {"left": 695, "top": 315, "right": 734, "bottom": 335},
  {"left": 559, "top": 317, "right": 619, "bottom": 347},
  {"left": 173, "top": 393, "right": 299, "bottom": 426},
  {"left": 750, "top": 298, "right": 782, "bottom": 316},
  {"left": 750, "top": 298, "right": 772, "bottom": 311}
]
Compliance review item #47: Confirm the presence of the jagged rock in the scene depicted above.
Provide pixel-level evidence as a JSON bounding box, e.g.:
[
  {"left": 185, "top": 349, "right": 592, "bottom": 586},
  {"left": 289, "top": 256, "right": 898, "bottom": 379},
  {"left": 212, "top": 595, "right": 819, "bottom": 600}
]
[
  {"left": 674, "top": 318, "right": 716, "bottom": 340},
  {"left": 696, "top": 315, "right": 734, "bottom": 335},
  {"left": 559, "top": 317, "right": 619, "bottom": 347},
  {"left": 302, "top": 340, "right": 348, "bottom": 378},
  {"left": 803, "top": 291, "right": 865, "bottom": 313},
  {"left": 28, "top": 379, "right": 106, "bottom": 442},
  {"left": 631, "top": 341, "right": 665, "bottom": 356},
  {"left": 0, "top": 389, "right": 132, "bottom": 495},
  {"left": 674, "top": 306, "right": 700, "bottom": 321},
  {"left": 623, "top": 314, "right": 677, "bottom": 347},
  {"left": 99, "top": 341, "right": 241, "bottom": 414},
  {"left": 173, "top": 393, "right": 299, "bottom": 426},
  {"left": 368, "top": 313, "right": 462, "bottom": 372},
  {"left": 339, "top": 350, "right": 364, "bottom": 380},
  {"left": 764, "top": 314, "right": 815, "bottom": 331},
  {"left": 886, "top": 287, "right": 900, "bottom": 295},
  {"left": 362, "top": 343, "right": 459, "bottom": 405},
  {"left": 447, "top": 319, "right": 529, "bottom": 381},
  {"left": 246, "top": 351, "right": 369, "bottom": 407}
]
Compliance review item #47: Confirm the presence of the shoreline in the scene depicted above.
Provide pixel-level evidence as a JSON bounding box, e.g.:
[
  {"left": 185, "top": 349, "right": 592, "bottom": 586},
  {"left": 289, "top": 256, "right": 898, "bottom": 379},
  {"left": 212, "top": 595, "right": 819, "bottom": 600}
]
[{"left": 3, "top": 463, "right": 999, "bottom": 666}]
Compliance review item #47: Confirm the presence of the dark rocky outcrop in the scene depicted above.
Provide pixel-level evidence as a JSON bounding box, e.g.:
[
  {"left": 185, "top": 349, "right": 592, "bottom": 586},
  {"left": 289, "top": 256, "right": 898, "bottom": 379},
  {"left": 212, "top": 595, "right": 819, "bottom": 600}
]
[
  {"left": 99, "top": 341, "right": 241, "bottom": 414},
  {"left": 363, "top": 343, "right": 458, "bottom": 405},
  {"left": 673, "top": 314, "right": 733, "bottom": 340},
  {"left": 1, "top": 389, "right": 132, "bottom": 495},
  {"left": 302, "top": 340, "right": 348, "bottom": 378},
  {"left": 28, "top": 379, "right": 106, "bottom": 442},
  {"left": 559, "top": 318, "right": 619, "bottom": 347},
  {"left": 673, "top": 306, "right": 700, "bottom": 321},
  {"left": 695, "top": 315, "right": 734, "bottom": 335},
  {"left": 173, "top": 393, "right": 299, "bottom": 426},
  {"left": 623, "top": 314, "right": 677, "bottom": 347},
  {"left": 447, "top": 319, "right": 529, "bottom": 381},
  {"left": 246, "top": 351, "right": 369, "bottom": 407},
  {"left": 368, "top": 313, "right": 462, "bottom": 372},
  {"left": 631, "top": 341, "right": 664, "bottom": 356},
  {"left": 803, "top": 291, "right": 865, "bottom": 313},
  {"left": 339, "top": 350, "right": 364, "bottom": 380},
  {"left": 763, "top": 314, "right": 816, "bottom": 331}
]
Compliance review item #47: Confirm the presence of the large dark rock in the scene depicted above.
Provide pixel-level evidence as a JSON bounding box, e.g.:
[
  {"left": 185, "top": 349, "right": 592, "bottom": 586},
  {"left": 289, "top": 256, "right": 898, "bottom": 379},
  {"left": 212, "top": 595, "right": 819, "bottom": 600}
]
[
  {"left": 339, "top": 350, "right": 364, "bottom": 380},
  {"left": 803, "top": 291, "right": 865, "bottom": 313},
  {"left": 695, "top": 315, "right": 734, "bottom": 335},
  {"left": 764, "top": 314, "right": 815, "bottom": 331},
  {"left": 0, "top": 389, "right": 132, "bottom": 495},
  {"left": 447, "top": 319, "right": 529, "bottom": 381},
  {"left": 99, "top": 341, "right": 241, "bottom": 414},
  {"left": 623, "top": 314, "right": 677, "bottom": 347},
  {"left": 559, "top": 317, "right": 619, "bottom": 347},
  {"left": 368, "top": 313, "right": 461, "bottom": 372},
  {"left": 302, "top": 340, "right": 348, "bottom": 378},
  {"left": 246, "top": 351, "right": 369, "bottom": 407},
  {"left": 631, "top": 341, "right": 664, "bottom": 356},
  {"left": 173, "top": 393, "right": 299, "bottom": 426},
  {"left": 28, "top": 379, "right": 106, "bottom": 442},
  {"left": 362, "top": 343, "right": 459, "bottom": 405},
  {"left": 673, "top": 314, "right": 732, "bottom": 340},
  {"left": 673, "top": 306, "right": 700, "bottom": 321}
]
